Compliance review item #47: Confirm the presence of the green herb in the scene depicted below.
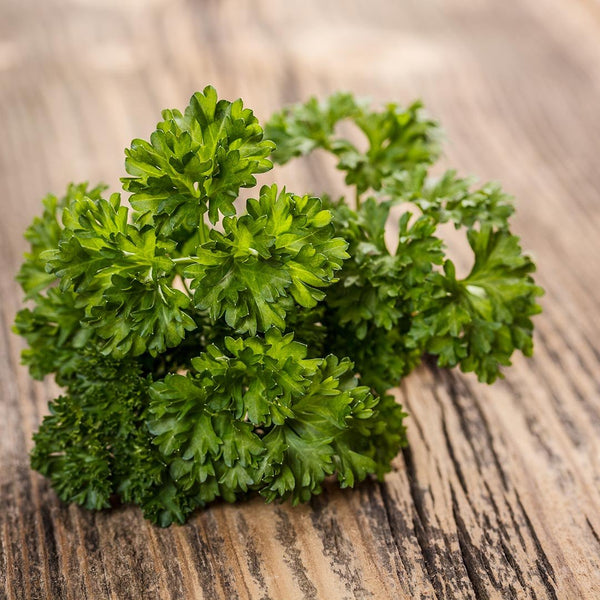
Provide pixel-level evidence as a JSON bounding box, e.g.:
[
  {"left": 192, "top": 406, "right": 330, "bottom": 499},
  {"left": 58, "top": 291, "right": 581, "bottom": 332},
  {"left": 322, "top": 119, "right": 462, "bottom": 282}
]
[{"left": 15, "top": 87, "right": 542, "bottom": 526}]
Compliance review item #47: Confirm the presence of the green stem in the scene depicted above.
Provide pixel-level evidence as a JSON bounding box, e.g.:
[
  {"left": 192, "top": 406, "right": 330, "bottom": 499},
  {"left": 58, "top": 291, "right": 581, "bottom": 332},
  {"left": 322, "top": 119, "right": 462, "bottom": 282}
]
[
  {"left": 199, "top": 211, "right": 208, "bottom": 245},
  {"left": 355, "top": 189, "right": 361, "bottom": 210},
  {"left": 172, "top": 256, "right": 196, "bottom": 264}
]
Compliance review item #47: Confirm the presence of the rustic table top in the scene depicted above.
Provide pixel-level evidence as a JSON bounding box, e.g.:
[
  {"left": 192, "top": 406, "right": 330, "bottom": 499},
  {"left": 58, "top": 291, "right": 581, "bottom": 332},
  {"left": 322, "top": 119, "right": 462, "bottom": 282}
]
[{"left": 1, "top": 0, "right": 599, "bottom": 598}]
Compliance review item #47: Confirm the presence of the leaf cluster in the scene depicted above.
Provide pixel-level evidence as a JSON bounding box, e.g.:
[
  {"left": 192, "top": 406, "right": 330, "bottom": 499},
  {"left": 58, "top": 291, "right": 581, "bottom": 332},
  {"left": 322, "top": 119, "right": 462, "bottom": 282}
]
[
  {"left": 266, "top": 93, "right": 542, "bottom": 391},
  {"left": 15, "top": 87, "right": 541, "bottom": 525}
]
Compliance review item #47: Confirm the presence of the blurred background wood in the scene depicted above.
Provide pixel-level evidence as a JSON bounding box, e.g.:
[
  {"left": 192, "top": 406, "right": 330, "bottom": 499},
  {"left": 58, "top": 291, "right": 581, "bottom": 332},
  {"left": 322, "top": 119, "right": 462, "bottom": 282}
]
[{"left": 1, "top": 0, "right": 599, "bottom": 598}]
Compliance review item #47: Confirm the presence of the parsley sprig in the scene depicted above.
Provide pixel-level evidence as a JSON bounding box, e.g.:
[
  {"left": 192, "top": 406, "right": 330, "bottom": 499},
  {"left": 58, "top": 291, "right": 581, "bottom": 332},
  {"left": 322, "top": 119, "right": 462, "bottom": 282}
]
[{"left": 15, "top": 87, "right": 542, "bottom": 526}]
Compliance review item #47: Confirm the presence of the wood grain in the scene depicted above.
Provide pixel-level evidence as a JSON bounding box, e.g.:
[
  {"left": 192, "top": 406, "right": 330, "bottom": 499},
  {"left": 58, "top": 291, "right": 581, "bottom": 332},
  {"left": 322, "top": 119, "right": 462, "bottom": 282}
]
[{"left": 1, "top": 0, "right": 599, "bottom": 598}]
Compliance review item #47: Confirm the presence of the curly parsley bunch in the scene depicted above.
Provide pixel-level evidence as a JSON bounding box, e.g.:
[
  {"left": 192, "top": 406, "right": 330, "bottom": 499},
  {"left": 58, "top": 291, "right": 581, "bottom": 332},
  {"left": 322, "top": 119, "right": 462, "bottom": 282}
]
[{"left": 15, "top": 87, "right": 542, "bottom": 526}]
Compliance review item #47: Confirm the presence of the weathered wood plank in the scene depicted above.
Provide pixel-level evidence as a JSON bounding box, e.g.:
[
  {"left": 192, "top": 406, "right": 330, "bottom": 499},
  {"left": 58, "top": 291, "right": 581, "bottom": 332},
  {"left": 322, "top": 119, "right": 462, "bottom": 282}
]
[{"left": 1, "top": 0, "right": 600, "bottom": 598}]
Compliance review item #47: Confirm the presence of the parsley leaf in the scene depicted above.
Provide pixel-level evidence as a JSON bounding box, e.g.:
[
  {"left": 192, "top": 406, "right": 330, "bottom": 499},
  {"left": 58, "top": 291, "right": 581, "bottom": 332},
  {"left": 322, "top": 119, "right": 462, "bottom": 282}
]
[
  {"left": 43, "top": 193, "right": 196, "bottom": 357},
  {"left": 412, "top": 228, "right": 543, "bottom": 382},
  {"left": 266, "top": 92, "right": 440, "bottom": 195},
  {"left": 185, "top": 184, "right": 348, "bottom": 334},
  {"left": 123, "top": 85, "right": 274, "bottom": 231}
]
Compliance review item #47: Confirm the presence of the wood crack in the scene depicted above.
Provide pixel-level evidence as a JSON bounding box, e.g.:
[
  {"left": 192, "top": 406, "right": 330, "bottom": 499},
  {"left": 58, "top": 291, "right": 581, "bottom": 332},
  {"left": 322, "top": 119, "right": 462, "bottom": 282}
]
[
  {"left": 514, "top": 493, "right": 558, "bottom": 600},
  {"left": 398, "top": 448, "right": 447, "bottom": 600},
  {"left": 274, "top": 508, "right": 317, "bottom": 600},
  {"left": 450, "top": 486, "right": 491, "bottom": 600}
]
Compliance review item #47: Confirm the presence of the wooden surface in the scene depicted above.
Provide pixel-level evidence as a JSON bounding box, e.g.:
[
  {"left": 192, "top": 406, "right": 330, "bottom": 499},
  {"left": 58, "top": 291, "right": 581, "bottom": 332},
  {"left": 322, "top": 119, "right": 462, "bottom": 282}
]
[{"left": 1, "top": 0, "right": 600, "bottom": 598}]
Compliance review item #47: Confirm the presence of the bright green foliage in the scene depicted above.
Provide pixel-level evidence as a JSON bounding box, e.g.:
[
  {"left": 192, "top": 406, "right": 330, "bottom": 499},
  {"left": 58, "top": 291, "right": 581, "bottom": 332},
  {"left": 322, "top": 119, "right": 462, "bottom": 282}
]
[
  {"left": 320, "top": 198, "right": 445, "bottom": 394},
  {"left": 148, "top": 331, "right": 400, "bottom": 509},
  {"left": 16, "top": 183, "right": 107, "bottom": 298},
  {"left": 185, "top": 184, "right": 348, "bottom": 334},
  {"left": 266, "top": 92, "right": 440, "bottom": 194},
  {"left": 383, "top": 166, "right": 515, "bottom": 229},
  {"left": 15, "top": 89, "right": 542, "bottom": 526},
  {"left": 15, "top": 183, "right": 105, "bottom": 381},
  {"left": 411, "top": 228, "right": 542, "bottom": 382},
  {"left": 123, "top": 85, "right": 274, "bottom": 231},
  {"left": 270, "top": 92, "right": 543, "bottom": 388},
  {"left": 43, "top": 193, "right": 197, "bottom": 357},
  {"left": 14, "top": 288, "right": 93, "bottom": 382}
]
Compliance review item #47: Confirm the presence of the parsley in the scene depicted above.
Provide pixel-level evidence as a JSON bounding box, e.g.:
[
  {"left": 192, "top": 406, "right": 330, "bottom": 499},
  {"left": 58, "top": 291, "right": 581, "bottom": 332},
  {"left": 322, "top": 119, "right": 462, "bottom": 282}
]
[{"left": 15, "top": 87, "right": 542, "bottom": 526}]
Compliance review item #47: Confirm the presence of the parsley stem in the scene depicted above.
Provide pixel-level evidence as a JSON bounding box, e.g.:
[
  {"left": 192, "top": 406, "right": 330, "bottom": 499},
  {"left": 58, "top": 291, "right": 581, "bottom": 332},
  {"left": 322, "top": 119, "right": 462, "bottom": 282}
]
[
  {"left": 355, "top": 189, "right": 361, "bottom": 210},
  {"left": 172, "top": 256, "right": 196, "bottom": 264},
  {"left": 199, "top": 211, "right": 208, "bottom": 245}
]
